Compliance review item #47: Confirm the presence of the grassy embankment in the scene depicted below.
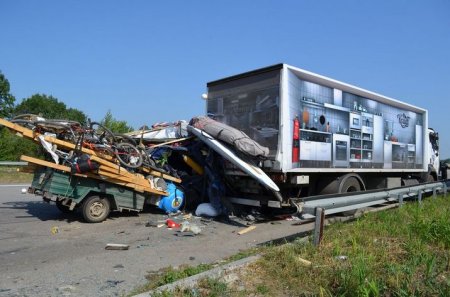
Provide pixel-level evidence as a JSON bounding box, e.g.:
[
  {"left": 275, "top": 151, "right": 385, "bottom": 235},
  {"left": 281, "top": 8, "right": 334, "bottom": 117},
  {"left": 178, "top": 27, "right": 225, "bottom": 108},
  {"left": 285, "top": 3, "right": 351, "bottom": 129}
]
[
  {"left": 0, "top": 166, "right": 33, "bottom": 184},
  {"left": 134, "top": 195, "right": 450, "bottom": 296}
]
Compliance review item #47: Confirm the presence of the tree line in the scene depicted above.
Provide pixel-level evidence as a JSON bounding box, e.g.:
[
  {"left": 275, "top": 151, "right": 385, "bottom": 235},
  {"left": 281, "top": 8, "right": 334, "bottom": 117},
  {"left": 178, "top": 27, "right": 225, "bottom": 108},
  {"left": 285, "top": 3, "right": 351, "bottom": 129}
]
[{"left": 0, "top": 71, "right": 134, "bottom": 161}]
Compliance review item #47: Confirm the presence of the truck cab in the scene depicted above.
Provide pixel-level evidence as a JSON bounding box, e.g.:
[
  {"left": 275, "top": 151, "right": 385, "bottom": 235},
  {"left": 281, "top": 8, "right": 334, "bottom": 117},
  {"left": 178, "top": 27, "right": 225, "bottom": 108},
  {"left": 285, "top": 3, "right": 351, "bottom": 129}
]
[{"left": 427, "top": 128, "right": 440, "bottom": 181}]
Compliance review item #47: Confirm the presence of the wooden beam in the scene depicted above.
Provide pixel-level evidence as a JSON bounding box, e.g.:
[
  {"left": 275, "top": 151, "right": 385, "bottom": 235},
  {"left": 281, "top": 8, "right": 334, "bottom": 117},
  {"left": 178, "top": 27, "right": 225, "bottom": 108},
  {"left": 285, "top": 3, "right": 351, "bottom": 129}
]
[
  {"left": 140, "top": 167, "right": 182, "bottom": 183},
  {"left": 21, "top": 155, "right": 72, "bottom": 172},
  {"left": 20, "top": 155, "right": 166, "bottom": 195},
  {"left": 0, "top": 118, "right": 37, "bottom": 139},
  {"left": 0, "top": 117, "right": 180, "bottom": 184},
  {"left": 149, "top": 136, "right": 193, "bottom": 148}
]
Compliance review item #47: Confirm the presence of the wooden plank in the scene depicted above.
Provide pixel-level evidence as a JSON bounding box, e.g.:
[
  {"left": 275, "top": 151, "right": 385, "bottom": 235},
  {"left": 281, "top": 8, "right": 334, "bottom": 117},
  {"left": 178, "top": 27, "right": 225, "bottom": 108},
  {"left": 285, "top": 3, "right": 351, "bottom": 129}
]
[
  {"left": 140, "top": 167, "right": 182, "bottom": 183},
  {"left": 20, "top": 155, "right": 166, "bottom": 195},
  {"left": 98, "top": 164, "right": 132, "bottom": 177},
  {"left": 84, "top": 174, "right": 146, "bottom": 193},
  {"left": 96, "top": 169, "right": 149, "bottom": 188},
  {"left": 149, "top": 136, "right": 193, "bottom": 148},
  {"left": 237, "top": 225, "right": 257, "bottom": 235},
  {"left": 44, "top": 136, "right": 179, "bottom": 184},
  {"left": 0, "top": 119, "right": 180, "bottom": 183},
  {"left": 20, "top": 155, "right": 72, "bottom": 172},
  {"left": 0, "top": 118, "right": 37, "bottom": 139}
]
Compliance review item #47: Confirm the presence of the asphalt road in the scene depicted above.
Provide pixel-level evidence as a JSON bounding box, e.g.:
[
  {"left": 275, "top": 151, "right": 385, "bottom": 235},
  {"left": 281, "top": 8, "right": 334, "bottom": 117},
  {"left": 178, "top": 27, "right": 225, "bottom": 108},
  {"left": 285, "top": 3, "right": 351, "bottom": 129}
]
[{"left": 0, "top": 185, "right": 314, "bottom": 297}]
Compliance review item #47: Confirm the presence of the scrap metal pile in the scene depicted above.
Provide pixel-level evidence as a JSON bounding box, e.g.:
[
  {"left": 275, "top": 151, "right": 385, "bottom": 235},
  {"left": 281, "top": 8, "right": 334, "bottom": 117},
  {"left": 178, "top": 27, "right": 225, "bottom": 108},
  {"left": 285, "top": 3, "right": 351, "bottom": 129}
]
[
  {"left": 0, "top": 115, "right": 184, "bottom": 195},
  {"left": 0, "top": 114, "right": 279, "bottom": 215}
]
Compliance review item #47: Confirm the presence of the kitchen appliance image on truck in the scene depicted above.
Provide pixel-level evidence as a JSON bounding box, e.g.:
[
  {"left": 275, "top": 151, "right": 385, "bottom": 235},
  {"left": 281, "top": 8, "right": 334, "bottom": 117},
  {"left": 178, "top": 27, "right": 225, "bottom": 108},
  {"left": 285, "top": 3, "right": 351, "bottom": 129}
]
[{"left": 205, "top": 63, "right": 441, "bottom": 207}]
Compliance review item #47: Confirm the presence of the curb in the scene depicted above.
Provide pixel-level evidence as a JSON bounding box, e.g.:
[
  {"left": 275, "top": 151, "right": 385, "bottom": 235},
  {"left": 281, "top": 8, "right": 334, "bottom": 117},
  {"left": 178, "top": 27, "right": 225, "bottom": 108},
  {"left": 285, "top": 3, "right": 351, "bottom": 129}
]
[{"left": 133, "top": 255, "right": 261, "bottom": 297}]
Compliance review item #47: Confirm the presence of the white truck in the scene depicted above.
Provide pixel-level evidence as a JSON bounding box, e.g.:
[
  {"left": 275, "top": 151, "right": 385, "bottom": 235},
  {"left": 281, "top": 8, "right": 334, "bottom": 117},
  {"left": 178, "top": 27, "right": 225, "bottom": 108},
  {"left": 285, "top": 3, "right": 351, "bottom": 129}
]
[{"left": 205, "top": 63, "right": 442, "bottom": 207}]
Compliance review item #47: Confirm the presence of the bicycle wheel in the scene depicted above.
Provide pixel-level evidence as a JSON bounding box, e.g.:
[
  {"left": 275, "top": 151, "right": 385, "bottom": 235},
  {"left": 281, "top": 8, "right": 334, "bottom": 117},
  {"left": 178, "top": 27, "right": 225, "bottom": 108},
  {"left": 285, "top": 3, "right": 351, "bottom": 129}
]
[
  {"left": 115, "top": 142, "right": 143, "bottom": 168},
  {"left": 89, "top": 122, "right": 116, "bottom": 145}
]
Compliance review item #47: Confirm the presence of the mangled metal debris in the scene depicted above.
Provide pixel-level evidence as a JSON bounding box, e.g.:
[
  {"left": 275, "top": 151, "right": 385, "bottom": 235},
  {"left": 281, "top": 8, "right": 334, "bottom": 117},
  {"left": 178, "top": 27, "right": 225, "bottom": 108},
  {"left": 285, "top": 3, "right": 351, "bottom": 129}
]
[{"left": 1, "top": 114, "right": 281, "bottom": 223}]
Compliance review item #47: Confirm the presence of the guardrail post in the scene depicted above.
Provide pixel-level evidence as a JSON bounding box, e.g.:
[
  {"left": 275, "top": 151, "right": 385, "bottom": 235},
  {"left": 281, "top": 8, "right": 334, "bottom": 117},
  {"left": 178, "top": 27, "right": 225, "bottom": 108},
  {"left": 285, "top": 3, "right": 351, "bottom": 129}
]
[
  {"left": 444, "top": 183, "right": 448, "bottom": 198},
  {"left": 418, "top": 190, "right": 422, "bottom": 205},
  {"left": 433, "top": 187, "right": 437, "bottom": 199},
  {"left": 398, "top": 194, "right": 404, "bottom": 207},
  {"left": 314, "top": 207, "right": 325, "bottom": 247}
]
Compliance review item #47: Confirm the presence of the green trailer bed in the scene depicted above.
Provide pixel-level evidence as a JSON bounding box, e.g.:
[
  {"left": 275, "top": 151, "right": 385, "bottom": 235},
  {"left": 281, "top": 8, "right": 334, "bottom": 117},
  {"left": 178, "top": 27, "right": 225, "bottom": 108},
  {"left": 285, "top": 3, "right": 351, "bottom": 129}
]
[{"left": 29, "top": 168, "right": 149, "bottom": 222}]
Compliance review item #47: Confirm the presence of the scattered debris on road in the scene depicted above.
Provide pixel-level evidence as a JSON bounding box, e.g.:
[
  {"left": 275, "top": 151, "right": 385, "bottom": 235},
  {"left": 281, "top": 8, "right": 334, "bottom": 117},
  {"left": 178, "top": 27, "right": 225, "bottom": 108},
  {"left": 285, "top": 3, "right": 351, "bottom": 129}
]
[
  {"left": 237, "top": 225, "right": 256, "bottom": 235},
  {"left": 105, "top": 243, "right": 130, "bottom": 250}
]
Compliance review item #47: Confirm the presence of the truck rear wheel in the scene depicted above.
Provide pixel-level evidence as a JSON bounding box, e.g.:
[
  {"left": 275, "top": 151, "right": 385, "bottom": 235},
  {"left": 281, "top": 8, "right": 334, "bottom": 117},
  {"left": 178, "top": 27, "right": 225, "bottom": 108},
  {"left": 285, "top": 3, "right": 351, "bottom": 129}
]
[
  {"left": 82, "top": 195, "right": 110, "bottom": 223},
  {"left": 340, "top": 177, "right": 361, "bottom": 193},
  {"left": 427, "top": 174, "right": 436, "bottom": 182},
  {"left": 339, "top": 176, "right": 361, "bottom": 216}
]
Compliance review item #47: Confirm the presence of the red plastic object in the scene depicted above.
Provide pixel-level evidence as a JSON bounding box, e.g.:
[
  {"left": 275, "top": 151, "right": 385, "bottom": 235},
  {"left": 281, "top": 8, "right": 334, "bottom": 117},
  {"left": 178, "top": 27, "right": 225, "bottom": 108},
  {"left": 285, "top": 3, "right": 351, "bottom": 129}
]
[
  {"left": 292, "top": 116, "right": 300, "bottom": 162},
  {"left": 166, "top": 219, "right": 180, "bottom": 228}
]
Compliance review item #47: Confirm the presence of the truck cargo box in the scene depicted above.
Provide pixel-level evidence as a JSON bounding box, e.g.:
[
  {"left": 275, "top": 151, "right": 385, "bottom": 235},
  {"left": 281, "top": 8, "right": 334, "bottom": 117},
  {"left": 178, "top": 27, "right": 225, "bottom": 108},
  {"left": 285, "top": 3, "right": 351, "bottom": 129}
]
[{"left": 206, "top": 64, "right": 428, "bottom": 174}]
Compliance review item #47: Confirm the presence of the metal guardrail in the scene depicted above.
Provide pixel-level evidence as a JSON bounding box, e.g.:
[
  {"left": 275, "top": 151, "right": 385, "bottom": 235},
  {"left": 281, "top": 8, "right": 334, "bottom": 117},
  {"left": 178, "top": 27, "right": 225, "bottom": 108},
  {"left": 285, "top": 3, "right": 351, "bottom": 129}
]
[
  {"left": 0, "top": 161, "right": 27, "bottom": 166},
  {"left": 297, "top": 180, "right": 449, "bottom": 217},
  {"left": 306, "top": 180, "right": 449, "bottom": 246}
]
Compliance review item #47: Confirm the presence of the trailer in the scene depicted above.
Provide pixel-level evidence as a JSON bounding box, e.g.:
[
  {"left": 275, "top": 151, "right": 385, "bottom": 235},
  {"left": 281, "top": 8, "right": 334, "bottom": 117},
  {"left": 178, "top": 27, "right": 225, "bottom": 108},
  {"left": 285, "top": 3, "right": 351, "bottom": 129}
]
[
  {"left": 27, "top": 163, "right": 184, "bottom": 223},
  {"left": 0, "top": 118, "right": 186, "bottom": 223},
  {"left": 205, "top": 64, "right": 441, "bottom": 207}
]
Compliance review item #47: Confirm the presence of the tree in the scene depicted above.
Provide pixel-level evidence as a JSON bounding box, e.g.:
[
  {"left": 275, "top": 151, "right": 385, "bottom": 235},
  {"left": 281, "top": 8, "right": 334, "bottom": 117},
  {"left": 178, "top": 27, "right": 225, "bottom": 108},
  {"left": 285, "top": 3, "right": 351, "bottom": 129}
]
[
  {"left": 1, "top": 94, "right": 88, "bottom": 161},
  {"left": 100, "top": 110, "right": 133, "bottom": 134},
  {"left": 0, "top": 128, "right": 40, "bottom": 161},
  {"left": 14, "top": 94, "right": 87, "bottom": 124},
  {"left": 0, "top": 71, "right": 15, "bottom": 118}
]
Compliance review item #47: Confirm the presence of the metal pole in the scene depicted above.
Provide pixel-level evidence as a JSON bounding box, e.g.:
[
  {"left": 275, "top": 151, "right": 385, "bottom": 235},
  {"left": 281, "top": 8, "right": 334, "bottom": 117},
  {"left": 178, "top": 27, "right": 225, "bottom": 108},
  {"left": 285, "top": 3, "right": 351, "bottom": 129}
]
[
  {"left": 314, "top": 207, "right": 325, "bottom": 247},
  {"left": 433, "top": 187, "right": 437, "bottom": 199},
  {"left": 418, "top": 190, "right": 422, "bottom": 205},
  {"left": 398, "top": 194, "right": 403, "bottom": 207},
  {"left": 444, "top": 183, "right": 448, "bottom": 198}
]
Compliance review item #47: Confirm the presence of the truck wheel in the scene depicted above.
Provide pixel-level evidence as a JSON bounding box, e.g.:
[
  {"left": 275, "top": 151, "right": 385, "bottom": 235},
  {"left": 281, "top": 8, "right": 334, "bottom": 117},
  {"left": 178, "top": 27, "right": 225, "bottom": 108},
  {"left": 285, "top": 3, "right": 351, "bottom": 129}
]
[
  {"left": 56, "top": 201, "right": 72, "bottom": 213},
  {"left": 427, "top": 174, "right": 436, "bottom": 182},
  {"left": 340, "top": 177, "right": 361, "bottom": 216},
  {"left": 82, "top": 196, "right": 110, "bottom": 223},
  {"left": 340, "top": 177, "right": 361, "bottom": 193}
]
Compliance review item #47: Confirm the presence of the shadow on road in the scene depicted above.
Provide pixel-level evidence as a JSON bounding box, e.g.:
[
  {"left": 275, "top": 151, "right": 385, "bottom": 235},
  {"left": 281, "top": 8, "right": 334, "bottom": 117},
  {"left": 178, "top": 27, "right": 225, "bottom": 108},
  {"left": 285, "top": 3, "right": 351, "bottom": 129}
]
[{"left": 1, "top": 201, "right": 80, "bottom": 222}]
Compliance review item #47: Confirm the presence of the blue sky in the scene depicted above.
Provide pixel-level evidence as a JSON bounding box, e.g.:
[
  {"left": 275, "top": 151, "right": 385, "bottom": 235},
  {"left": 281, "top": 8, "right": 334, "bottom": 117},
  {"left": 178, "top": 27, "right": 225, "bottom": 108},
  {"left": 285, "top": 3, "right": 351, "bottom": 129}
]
[{"left": 1, "top": 1, "right": 449, "bottom": 158}]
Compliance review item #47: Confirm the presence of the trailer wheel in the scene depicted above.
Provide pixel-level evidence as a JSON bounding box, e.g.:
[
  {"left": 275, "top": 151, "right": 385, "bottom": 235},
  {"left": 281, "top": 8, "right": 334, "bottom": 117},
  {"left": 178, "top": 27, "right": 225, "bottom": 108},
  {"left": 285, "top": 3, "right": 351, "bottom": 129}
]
[
  {"left": 427, "top": 174, "right": 436, "bottom": 182},
  {"left": 340, "top": 177, "right": 361, "bottom": 193},
  {"left": 56, "top": 201, "right": 72, "bottom": 213},
  {"left": 82, "top": 195, "right": 110, "bottom": 223}
]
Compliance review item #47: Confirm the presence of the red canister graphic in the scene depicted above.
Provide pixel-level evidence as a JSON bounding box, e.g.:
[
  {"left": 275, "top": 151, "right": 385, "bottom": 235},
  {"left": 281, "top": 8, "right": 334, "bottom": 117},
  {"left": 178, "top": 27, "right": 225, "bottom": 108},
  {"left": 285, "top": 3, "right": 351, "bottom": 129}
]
[{"left": 293, "top": 116, "right": 300, "bottom": 162}]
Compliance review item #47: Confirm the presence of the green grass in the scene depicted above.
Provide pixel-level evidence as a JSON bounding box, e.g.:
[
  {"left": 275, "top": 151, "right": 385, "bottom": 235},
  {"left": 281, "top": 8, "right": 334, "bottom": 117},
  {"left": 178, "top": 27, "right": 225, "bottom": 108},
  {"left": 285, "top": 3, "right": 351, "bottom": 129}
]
[
  {"left": 250, "top": 195, "right": 450, "bottom": 296},
  {"left": 0, "top": 166, "right": 33, "bottom": 184},
  {"left": 128, "top": 196, "right": 450, "bottom": 297}
]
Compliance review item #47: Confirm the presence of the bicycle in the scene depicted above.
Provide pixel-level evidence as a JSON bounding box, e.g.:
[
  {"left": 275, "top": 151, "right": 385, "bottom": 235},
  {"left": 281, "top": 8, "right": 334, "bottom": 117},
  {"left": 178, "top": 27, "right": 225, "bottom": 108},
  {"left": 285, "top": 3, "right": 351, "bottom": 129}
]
[{"left": 11, "top": 114, "right": 144, "bottom": 169}]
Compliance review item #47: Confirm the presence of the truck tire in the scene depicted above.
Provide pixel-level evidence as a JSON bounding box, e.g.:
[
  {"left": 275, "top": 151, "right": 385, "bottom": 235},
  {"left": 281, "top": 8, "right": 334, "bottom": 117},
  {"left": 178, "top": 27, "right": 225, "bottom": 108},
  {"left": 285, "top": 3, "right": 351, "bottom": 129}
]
[
  {"left": 82, "top": 195, "right": 110, "bottom": 223},
  {"left": 339, "top": 176, "right": 361, "bottom": 216},
  {"left": 340, "top": 177, "right": 361, "bottom": 193},
  {"left": 427, "top": 174, "right": 436, "bottom": 182}
]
